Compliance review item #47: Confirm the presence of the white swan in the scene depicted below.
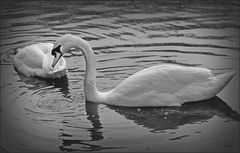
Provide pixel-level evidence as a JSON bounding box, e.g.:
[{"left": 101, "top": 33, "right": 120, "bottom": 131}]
[
  {"left": 14, "top": 43, "right": 67, "bottom": 79},
  {"left": 51, "top": 34, "right": 236, "bottom": 107}
]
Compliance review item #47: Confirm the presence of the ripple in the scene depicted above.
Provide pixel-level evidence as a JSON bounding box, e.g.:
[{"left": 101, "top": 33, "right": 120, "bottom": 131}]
[
  {"left": 169, "top": 135, "right": 190, "bottom": 141},
  {"left": 92, "top": 42, "right": 238, "bottom": 51},
  {"left": 25, "top": 96, "right": 79, "bottom": 115},
  {"left": 142, "top": 49, "right": 228, "bottom": 56}
]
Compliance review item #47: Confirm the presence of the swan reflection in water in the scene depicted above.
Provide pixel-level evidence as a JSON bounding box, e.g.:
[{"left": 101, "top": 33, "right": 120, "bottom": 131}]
[
  {"left": 59, "top": 96, "right": 239, "bottom": 151},
  {"left": 17, "top": 72, "right": 70, "bottom": 98},
  {"left": 108, "top": 96, "right": 240, "bottom": 132},
  {"left": 59, "top": 100, "right": 125, "bottom": 152}
]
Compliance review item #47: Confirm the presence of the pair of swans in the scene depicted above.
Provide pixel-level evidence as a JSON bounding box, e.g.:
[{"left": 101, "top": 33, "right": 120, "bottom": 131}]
[{"left": 14, "top": 34, "right": 236, "bottom": 107}]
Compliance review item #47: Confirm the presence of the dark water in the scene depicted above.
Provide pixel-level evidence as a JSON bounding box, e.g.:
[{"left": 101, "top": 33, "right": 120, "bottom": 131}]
[{"left": 0, "top": 0, "right": 239, "bottom": 152}]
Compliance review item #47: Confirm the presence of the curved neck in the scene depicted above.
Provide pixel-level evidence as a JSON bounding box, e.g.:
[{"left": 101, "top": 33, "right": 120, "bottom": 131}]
[{"left": 72, "top": 37, "right": 99, "bottom": 101}]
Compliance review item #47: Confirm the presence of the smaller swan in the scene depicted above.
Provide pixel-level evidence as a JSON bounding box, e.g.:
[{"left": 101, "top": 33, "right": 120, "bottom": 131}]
[
  {"left": 51, "top": 34, "right": 236, "bottom": 107},
  {"left": 14, "top": 43, "right": 67, "bottom": 79}
]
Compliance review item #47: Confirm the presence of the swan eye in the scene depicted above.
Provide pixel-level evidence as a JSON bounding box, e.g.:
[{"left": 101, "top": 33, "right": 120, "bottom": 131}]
[{"left": 51, "top": 45, "right": 62, "bottom": 57}]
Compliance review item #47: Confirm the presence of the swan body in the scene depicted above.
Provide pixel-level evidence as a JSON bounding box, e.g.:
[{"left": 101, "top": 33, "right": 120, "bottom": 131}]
[
  {"left": 14, "top": 43, "right": 67, "bottom": 79},
  {"left": 103, "top": 64, "right": 235, "bottom": 106},
  {"left": 51, "top": 34, "right": 236, "bottom": 107}
]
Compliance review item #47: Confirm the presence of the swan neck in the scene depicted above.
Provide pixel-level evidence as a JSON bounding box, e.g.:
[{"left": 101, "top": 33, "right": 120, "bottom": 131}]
[{"left": 74, "top": 38, "right": 99, "bottom": 101}]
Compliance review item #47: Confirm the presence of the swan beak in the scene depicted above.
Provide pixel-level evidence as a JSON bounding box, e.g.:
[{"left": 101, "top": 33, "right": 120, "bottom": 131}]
[{"left": 52, "top": 52, "right": 62, "bottom": 68}]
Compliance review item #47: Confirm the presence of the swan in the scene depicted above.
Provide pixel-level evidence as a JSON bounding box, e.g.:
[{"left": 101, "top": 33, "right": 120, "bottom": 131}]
[
  {"left": 51, "top": 34, "right": 236, "bottom": 107},
  {"left": 13, "top": 43, "right": 67, "bottom": 79}
]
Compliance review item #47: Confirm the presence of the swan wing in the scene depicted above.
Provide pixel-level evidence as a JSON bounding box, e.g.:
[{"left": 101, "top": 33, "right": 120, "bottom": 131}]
[
  {"left": 13, "top": 43, "right": 54, "bottom": 77},
  {"left": 34, "top": 43, "right": 54, "bottom": 54},
  {"left": 14, "top": 43, "right": 53, "bottom": 69},
  {"left": 108, "top": 64, "right": 213, "bottom": 106}
]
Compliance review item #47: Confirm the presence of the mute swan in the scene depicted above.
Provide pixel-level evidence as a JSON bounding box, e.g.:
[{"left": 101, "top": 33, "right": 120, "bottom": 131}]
[
  {"left": 14, "top": 43, "right": 67, "bottom": 79},
  {"left": 51, "top": 34, "right": 236, "bottom": 107}
]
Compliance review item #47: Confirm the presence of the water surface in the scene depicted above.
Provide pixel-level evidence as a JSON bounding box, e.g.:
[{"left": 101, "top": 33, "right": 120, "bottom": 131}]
[{"left": 0, "top": 0, "right": 239, "bottom": 152}]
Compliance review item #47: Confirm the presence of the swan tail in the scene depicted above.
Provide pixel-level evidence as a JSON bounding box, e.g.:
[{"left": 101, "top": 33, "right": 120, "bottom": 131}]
[{"left": 212, "top": 71, "right": 236, "bottom": 94}]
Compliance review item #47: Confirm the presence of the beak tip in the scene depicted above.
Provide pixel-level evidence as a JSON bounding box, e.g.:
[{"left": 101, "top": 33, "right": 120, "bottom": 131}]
[{"left": 51, "top": 52, "right": 62, "bottom": 69}]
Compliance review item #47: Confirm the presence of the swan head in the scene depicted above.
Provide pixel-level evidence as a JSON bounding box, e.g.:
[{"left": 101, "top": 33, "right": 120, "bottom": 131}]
[
  {"left": 51, "top": 34, "right": 78, "bottom": 68},
  {"left": 51, "top": 34, "right": 90, "bottom": 68}
]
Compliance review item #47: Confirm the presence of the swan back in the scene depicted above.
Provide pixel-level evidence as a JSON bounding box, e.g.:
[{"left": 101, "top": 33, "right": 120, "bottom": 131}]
[
  {"left": 14, "top": 43, "right": 49, "bottom": 70},
  {"left": 102, "top": 64, "right": 235, "bottom": 107},
  {"left": 112, "top": 64, "right": 212, "bottom": 94}
]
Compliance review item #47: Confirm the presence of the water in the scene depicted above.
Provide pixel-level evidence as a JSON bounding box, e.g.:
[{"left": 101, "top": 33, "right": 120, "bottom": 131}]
[{"left": 0, "top": 0, "right": 239, "bottom": 152}]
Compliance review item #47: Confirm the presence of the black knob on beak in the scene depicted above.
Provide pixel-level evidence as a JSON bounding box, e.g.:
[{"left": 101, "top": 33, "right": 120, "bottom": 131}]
[
  {"left": 51, "top": 45, "right": 61, "bottom": 57},
  {"left": 51, "top": 50, "right": 56, "bottom": 57}
]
